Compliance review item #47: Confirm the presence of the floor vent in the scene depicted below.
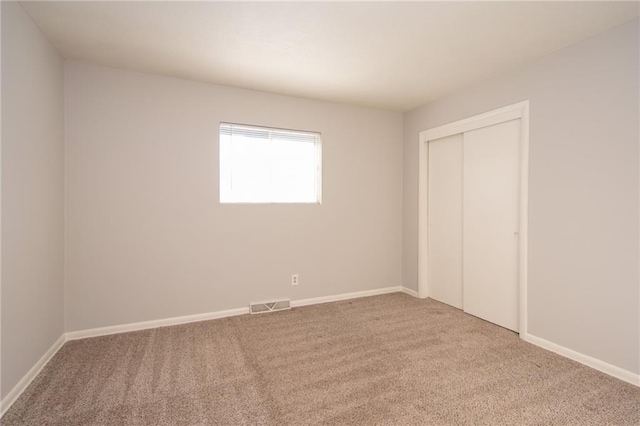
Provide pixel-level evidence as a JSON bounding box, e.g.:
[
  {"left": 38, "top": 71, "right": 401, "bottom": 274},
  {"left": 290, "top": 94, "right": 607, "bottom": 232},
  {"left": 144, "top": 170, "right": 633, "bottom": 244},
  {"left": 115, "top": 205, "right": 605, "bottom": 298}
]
[{"left": 250, "top": 300, "right": 291, "bottom": 314}]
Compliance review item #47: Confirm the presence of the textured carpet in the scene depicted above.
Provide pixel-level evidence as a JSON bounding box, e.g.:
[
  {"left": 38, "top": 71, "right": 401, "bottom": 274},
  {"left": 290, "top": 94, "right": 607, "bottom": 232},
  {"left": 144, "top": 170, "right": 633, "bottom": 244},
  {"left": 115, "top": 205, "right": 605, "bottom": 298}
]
[{"left": 3, "top": 293, "right": 640, "bottom": 425}]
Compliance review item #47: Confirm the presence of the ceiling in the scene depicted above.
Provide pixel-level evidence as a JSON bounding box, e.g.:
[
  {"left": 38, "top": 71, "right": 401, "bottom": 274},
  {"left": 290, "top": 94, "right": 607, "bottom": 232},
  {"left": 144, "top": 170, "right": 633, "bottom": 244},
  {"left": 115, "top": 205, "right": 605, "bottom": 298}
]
[{"left": 21, "top": 1, "right": 639, "bottom": 112}]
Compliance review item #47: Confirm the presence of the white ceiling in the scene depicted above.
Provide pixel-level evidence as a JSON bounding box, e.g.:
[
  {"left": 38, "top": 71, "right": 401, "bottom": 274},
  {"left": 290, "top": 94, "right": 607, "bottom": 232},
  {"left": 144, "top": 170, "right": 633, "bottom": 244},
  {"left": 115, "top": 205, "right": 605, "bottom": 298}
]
[{"left": 21, "top": 1, "right": 639, "bottom": 112}]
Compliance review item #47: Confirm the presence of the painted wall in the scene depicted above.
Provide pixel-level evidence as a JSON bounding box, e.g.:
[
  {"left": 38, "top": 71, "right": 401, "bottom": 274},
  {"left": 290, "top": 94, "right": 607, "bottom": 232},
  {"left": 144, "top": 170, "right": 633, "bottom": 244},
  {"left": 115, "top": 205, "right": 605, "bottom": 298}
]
[
  {"left": 403, "top": 20, "right": 639, "bottom": 374},
  {"left": 64, "top": 62, "right": 403, "bottom": 332},
  {"left": 1, "top": 2, "right": 65, "bottom": 399}
]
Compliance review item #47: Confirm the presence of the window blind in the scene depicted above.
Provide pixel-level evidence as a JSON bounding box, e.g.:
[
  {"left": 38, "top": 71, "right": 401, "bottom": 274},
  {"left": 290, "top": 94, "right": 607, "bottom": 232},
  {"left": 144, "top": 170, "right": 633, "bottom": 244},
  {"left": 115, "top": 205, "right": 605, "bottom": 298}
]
[{"left": 219, "top": 122, "right": 322, "bottom": 203}]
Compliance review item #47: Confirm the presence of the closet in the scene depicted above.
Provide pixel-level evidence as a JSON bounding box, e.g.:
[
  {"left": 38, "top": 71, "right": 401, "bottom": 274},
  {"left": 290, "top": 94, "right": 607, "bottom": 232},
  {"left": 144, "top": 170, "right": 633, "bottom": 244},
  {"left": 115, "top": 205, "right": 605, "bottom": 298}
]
[{"left": 419, "top": 103, "right": 528, "bottom": 333}]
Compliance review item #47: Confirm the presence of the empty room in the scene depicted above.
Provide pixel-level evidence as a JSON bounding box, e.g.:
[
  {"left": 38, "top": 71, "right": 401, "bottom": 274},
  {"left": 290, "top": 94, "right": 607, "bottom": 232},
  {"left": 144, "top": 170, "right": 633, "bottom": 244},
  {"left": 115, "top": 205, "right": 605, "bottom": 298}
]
[{"left": 1, "top": 1, "right": 639, "bottom": 424}]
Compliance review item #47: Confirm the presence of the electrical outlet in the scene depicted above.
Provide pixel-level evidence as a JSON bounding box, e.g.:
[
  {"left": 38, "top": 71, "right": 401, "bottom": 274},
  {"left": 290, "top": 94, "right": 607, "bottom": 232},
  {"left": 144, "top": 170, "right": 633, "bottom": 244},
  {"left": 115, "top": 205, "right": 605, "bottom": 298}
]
[{"left": 291, "top": 274, "right": 299, "bottom": 286}]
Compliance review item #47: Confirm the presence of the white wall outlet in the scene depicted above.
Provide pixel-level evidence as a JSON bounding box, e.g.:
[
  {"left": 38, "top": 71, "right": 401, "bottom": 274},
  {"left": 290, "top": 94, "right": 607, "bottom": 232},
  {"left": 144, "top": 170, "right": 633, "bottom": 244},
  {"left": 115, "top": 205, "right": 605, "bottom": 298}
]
[{"left": 291, "top": 274, "right": 299, "bottom": 286}]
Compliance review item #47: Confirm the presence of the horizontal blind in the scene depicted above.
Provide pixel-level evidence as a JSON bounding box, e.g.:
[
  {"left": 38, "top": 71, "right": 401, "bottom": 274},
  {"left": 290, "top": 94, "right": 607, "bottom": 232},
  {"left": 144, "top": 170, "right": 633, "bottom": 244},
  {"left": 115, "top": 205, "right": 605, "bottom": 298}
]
[
  {"left": 219, "top": 122, "right": 322, "bottom": 203},
  {"left": 220, "top": 123, "right": 320, "bottom": 144}
]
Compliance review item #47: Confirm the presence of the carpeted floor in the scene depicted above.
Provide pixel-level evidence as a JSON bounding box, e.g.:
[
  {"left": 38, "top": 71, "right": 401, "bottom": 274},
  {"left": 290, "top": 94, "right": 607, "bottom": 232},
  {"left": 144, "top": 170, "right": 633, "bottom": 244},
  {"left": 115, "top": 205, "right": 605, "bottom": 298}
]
[{"left": 3, "top": 293, "right": 640, "bottom": 425}]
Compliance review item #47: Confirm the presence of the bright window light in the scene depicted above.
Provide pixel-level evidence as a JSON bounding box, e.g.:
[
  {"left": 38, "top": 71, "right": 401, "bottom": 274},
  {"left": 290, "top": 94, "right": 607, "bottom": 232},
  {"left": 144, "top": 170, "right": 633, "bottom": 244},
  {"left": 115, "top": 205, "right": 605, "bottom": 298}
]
[{"left": 219, "top": 123, "right": 322, "bottom": 203}]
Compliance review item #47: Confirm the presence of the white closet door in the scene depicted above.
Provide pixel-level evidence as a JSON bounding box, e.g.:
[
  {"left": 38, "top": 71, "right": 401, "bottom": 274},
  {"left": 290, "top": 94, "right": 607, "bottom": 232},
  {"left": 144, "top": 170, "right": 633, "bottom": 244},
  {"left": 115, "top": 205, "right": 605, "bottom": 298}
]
[
  {"left": 463, "top": 119, "right": 520, "bottom": 331},
  {"left": 428, "top": 134, "right": 463, "bottom": 309}
]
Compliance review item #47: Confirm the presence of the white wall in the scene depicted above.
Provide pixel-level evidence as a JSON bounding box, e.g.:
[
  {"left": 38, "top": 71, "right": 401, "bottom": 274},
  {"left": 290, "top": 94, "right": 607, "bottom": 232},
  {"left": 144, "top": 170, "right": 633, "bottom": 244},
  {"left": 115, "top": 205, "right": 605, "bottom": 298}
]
[
  {"left": 65, "top": 62, "right": 403, "bottom": 332},
  {"left": 403, "top": 20, "right": 639, "bottom": 374},
  {"left": 1, "top": 2, "right": 65, "bottom": 399}
]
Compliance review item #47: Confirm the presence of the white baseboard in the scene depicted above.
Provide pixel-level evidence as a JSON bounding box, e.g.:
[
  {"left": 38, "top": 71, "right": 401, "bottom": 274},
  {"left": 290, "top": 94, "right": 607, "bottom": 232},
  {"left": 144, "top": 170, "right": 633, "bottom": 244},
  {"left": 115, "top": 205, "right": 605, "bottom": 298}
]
[
  {"left": 66, "top": 306, "right": 250, "bottom": 341},
  {"left": 1, "top": 334, "right": 66, "bottom": 417},
  {"left": 523, "top": 333, "right": 640, "bottom": 387},
  {"left": 67, "top": 286, "right": 404, "bottom": 340},
  {"left": 291, "top": 286, "right": 402, "bottom": 308},
  {"left": 400, "top": 286, "right": 419, "bottom": 298}
]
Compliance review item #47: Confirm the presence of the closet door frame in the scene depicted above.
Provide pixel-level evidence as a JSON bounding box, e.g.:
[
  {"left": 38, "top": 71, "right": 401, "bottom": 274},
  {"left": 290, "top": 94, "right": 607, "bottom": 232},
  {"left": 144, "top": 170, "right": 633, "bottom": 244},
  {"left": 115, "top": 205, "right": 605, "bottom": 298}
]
[{"left": 418, "top": 100, "right": 530, "bottom": 336}]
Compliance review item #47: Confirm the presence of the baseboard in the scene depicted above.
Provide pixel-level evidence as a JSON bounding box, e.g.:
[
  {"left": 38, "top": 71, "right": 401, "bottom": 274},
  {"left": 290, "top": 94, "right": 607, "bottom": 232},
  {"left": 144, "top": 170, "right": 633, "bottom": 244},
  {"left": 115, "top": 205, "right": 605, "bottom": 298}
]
[
  {"left": 400, "top": 286, "right": 419, "bottom": 298},
  {"left": 66, "top": 306, "right": 250, "bottom": 341},
  {"left": 291, "top": 286, "right": 402, "bottom": 308},
  {"left": 67, "top": 287, "right": 404, "bottom": 340},
  {"left": 1, "top": 334, "right": 66, "bottom": 417},
  {"left": 523, "top": 333, "right": 640, "bottom": 387}
]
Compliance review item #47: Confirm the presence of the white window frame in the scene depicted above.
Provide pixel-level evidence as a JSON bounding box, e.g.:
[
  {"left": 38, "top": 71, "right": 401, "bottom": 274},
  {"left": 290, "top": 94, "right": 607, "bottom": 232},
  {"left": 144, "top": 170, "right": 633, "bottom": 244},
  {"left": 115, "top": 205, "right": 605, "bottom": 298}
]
[{"left": 219, "top": 122, "right": 322, "bottom": 204}]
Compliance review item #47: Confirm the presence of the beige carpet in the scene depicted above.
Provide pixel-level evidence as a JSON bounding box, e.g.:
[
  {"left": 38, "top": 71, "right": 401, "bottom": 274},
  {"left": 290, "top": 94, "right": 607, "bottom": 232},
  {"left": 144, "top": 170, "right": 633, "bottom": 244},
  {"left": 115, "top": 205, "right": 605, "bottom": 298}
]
[{"left": 3, "top": 293, "right": 639, "bottom": 425}]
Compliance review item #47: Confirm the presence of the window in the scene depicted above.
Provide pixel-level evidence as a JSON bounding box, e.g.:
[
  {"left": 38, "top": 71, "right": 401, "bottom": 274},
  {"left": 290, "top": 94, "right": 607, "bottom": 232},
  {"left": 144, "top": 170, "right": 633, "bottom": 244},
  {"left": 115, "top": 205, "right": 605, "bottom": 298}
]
[{"left": 219, "top": 122, "right": 322, "bottom": 203}]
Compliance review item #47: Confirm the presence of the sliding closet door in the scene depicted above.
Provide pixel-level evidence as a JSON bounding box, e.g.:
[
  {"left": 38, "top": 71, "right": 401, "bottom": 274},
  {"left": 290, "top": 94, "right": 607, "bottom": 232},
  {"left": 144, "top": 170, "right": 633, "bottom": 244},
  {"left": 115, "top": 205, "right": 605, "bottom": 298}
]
[
  {"left": 463, "top": 119, "right": 520, "bottom": 331},
  {"left": 428, "top": 134, "right": 463, "bottom": 309}
]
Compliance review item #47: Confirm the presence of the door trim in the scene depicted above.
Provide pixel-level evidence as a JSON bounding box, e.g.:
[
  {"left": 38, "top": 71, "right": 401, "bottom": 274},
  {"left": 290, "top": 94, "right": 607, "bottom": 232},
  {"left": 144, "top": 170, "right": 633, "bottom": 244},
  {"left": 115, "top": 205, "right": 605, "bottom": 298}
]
[{"left": 418, "top": 100, "right": 530, "bottom": 336}]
